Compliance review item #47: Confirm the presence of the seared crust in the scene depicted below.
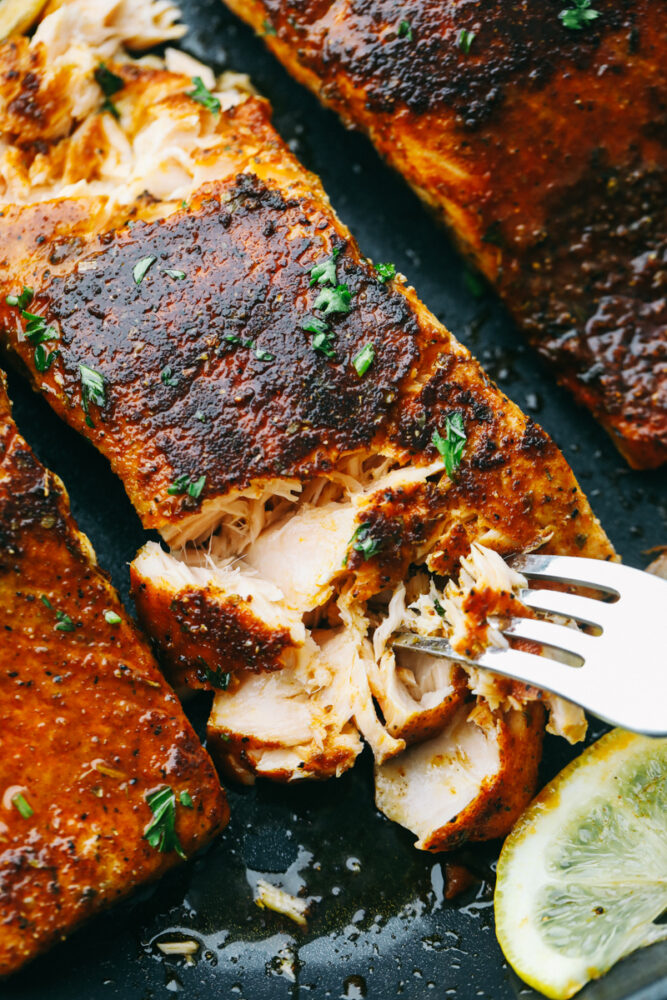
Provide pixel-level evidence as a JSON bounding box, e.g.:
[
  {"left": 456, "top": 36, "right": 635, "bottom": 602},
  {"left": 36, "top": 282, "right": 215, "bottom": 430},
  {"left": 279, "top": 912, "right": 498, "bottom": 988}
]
[
  {"left": 131, "top": 568, "right": 300, "bottom": 691},
  {"left": 225, "top": 0, "right": 667, "bottom": 468},
  {"left": 0, "top": 376, "right": 227, "bottom": 977},
  {"left": 0, "top": 155, "right": 614, "bottom": 566}
]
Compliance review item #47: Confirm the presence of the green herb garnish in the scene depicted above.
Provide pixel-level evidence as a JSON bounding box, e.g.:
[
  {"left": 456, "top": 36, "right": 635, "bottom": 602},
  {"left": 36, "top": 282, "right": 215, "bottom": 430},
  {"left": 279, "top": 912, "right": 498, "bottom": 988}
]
[
  {"left": 432, "top": 413, "right": 467, "bottom": 478},
  {"left": 314, "top": 284, "right": 352, "bottom": 315},
  {"left": 559, "top": 0, "right": 600, "bottom": 29},
  {"left": 94, "top": 62, "right": 124, "bottom": 119},
  {"left": 133, "top": 255, "right": 156, "bottom": 285},
  {"left": 161, "top": 366, "right": 178, "bottom": 387},
  {"left": 186, "top": 76, "right": 221, "bottom": 115},
  {"left": 302, "top": 316, "right": 336, "bottom": 357},
  {"left": 464, "top": 270, "right": 485, "bottom": 298},
  {"left": 261, "top": 18, "right": 277, "bottom": 36},
  {"left": 104, "top": 610, "right": 122, "bottom": 625},
  {"left": 11, "top": 792, "right": 33, "bottom": 819},
  {"left": 143, "top": 786, "right": 186, "bottom": 858},
  {"left": 346, "top": 522, "right": 383, "bottom": 563},
  {"left": 55, "top": 610, "right": 75, "bottom": 632},
  {"left": 179, "top": 791, "right": 194, "bottom": 808},
  {"left": 352, "top": 343, "right": 375, "bottom": 377},
  {"left": 203, "top": 665, "right": 231, "bottom": 690},
  {"left": 398, "top": 20, "right": 413, "bottom": 40},
  {"left": 79, "top": 364, "right": 106, "bottom": 427},
  {"left": 309, "top": 248, "right": 340, "bottom": 287},
  {"left": 6, "top": 286, "right": 33, "bottom": 309},
  {"left": 255, "top": 348, "right": 275, "bottom": 362},
  {"left": 33, "top": 343, "right": 59, "bottom": 373},
  {"left": 40, "top": 595, "right": 53, "bottom": 609},
  {"left": 168, "top": 474, "right": 206, "bottom": 499},
  {"left": 457, "top": 29, "right": 476, "bottom": 53},
  {"left": 375, "top": 262, "right": 396, "bottom": 283},
  {"left": 163, "top": 269, "right": 186, "bottom": 280}
]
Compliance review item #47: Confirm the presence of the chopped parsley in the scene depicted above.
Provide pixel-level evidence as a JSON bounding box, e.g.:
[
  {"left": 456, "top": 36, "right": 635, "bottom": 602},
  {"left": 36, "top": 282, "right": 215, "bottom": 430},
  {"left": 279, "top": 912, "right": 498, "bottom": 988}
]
[
  {"left": 186, "top": 76, "right": 221, "bottom": 115},
  {"left": 375, "top": 262, "right": 396, "bottom": 283},
  {"left": 133, "top": 255, "right": 156, "bottom": 285},
  {"left": 464, "top": 270, "right": 485, "bottom": 298},
  {"left": 161, "top": 366, "right": 179, "bottom": 387},
  {"left": 352, "top": 342, "right": 375, "bottom": 377},
  {"left": 432, "top": 412, "right": 467, "bottom": 478},
  {"left": 302, "top": 316, "right": 336, "bottom": 357},
  {"left": 11, "top": 792, "right": 33, "bottom": 819},
  {"left": 94, "top": 62, "right": 124, "bottom": 119},
  {"left": 143, "top": 786, "right": 186, "bottom": 858},
  {"left": 261, "top": 18, "right": 277, "bottom": 36},
  {"left": 309, "top": 247, "right": 340, "bottom": 287},
  {"left": 433, "top": 596, "right": 445, "bottom": 618},
  {"left": 104, "top": 610, "right": 122, "bottom": 625},
  {"left": 314, "top": 284, "right": 352, "bottom": 315},
  {"left": 168, "top": 474, "right": 206, "bottom": 499},
  {"left": 40, "top": 595, "right": 53, "bottom": 609},
  {"left": 79, "top": 364, "right": 106, "bottom": 427},
  {"left": 398, "top": 19, "right": 413, "bottom": 40},
  {"left": 346, "top": 522, "right": 383, "bottom": 562},
  {"left": 6, "top": 286, "right": 33, "bottom": 309},
  {"left": 559, "top": 0, "right": 600, "bottom": 29},
  {"left": 163, "top": 268, "right": 186, "bottom": 280},
  {"left": 179, "top": 791, "right": 194, "bottom": 808},
  {"left": 6, "top": 289, "right": 60, "bottom": 374},
  {"left": 457, "top": 28, "right": 476, "bottom": 53},
  {"left": 204, "top": 665, "right": 231, "bottom": 689},
  {"left": 55, "top": 610, "right": 75, "bottom": 632},
  {"left": 255, "top": 348, "right": 275, "bottom": 362}
]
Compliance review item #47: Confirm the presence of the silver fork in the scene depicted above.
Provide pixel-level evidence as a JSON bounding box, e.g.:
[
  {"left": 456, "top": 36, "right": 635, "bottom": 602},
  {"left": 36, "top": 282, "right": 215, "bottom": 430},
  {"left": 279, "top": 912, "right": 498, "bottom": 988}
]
[{"left": 392, "top": 554, "right": 667, "bottom": 736}]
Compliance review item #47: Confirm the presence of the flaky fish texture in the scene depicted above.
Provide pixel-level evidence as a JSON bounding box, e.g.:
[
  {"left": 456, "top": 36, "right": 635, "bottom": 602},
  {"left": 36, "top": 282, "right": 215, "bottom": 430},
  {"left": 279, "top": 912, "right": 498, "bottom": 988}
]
[
  {"left": 222, "top": 0, "right": 667, "bottom": 470},
  {"left": 0, "top": 372, "right": 227, "bottom": 977},
  {"left": 0, "top": 0, "right": 614, "bottom": 852}
]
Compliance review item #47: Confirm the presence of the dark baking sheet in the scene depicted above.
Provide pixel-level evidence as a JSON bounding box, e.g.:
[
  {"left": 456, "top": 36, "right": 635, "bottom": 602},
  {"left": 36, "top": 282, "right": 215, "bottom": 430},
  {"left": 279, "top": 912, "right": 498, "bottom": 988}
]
[{"left": 5, "top": 2, "right": 667, "bottom": 998}]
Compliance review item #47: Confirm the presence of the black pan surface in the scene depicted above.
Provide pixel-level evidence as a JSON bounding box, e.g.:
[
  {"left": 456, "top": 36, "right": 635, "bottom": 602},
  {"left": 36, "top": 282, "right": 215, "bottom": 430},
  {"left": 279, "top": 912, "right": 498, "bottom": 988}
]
[{"left": 4, "top": 3, "right": 667, "bottom": 998}]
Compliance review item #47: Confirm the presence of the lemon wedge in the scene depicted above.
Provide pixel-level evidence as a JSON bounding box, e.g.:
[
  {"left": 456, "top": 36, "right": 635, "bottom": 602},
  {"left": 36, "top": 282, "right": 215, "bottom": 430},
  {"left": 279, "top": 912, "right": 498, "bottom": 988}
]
[
  {"left": 494, "top": 729, "right": 667, "bottom": 999},
  {"left": 0, "top": 0, "right": 49, "bottom": 39}
]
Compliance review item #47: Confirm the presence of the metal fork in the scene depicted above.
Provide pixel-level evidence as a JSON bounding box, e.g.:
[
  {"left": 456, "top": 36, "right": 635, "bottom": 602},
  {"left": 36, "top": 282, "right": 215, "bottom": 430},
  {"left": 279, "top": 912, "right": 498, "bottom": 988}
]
[{"left": 392, "top": 554, "right": 667, "bottom": 736}]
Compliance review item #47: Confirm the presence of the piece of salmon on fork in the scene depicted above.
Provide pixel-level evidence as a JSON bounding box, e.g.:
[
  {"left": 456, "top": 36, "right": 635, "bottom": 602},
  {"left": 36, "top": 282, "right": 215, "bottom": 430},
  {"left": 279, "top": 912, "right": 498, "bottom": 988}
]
[
  {"left": 0, "top": 371, "right": 228, "bottom": 977},
  {"left": 0, "top": 0, "right": 614, "bottom": 848},
  {"left": 221, "top": 0, "right": 667, "bottom": 470}
]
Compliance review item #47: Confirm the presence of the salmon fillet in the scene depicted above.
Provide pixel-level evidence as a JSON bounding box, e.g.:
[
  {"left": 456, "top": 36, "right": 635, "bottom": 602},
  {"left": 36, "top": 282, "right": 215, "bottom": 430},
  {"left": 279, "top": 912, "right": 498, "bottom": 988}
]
[
  {"left": 221, "top": 0, "right": 667, "bottom": 470},
  {"left": 0, "top": 372, "right": 227, "bottom": 977},
  {"left": 0, "top": 0, "right": 614, "bottom": 849}
]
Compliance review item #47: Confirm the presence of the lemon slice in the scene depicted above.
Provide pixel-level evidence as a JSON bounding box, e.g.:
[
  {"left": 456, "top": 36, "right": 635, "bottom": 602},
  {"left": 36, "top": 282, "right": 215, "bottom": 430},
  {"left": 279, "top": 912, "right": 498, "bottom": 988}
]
[{"left": 494, "top": 729, "right": 667, "bottom": 999}]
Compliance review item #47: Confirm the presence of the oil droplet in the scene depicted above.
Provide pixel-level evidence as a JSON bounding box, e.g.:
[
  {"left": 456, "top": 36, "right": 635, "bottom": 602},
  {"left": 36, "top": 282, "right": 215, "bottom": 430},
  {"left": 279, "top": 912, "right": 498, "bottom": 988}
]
[
  {"left": 342, "top": 974, "right": 367, "bottom": 998},
  {"left": 345, "top": 856, "right": 361, "bottom": 873}
]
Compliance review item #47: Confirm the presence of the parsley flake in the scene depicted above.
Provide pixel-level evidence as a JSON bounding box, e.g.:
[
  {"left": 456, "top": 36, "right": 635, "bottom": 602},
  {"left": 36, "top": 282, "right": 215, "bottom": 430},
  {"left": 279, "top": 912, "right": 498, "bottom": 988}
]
[
  {"left": 6, "top": 286, "right": 33, "bottom": 309},
  {"left": 11, "top": 792, "right": 33, "bottom": 819},
  {"left": 161, "top": 366, "right": 179, "bottom": 387},
  {"left": 179, "top": 791, "right": 194, "bottom": 808},
  {"left": 457, "top": 29, "right": 476, "bottom": 53},
  {"left": 346, "top": 523, "right": 383, "bottom": 563},
  {"left": 163, "top": 268, "right": 186, "bottom": 280},
  {"left": 398, "top": 20, "right": 413, "bottom": 40},
  {"left": 464, "top": 270, "right": 485, "bottom": 298},
  {"left": 168, "top": 474, "right": 206, "bottom": 499},
  {"left": 432, "top": 412, "right": 467, "bottom": 478},
  {"left": 559, "top": 0, "right": 600, "bottom": 29},
  {"left": 309, "top": 248, "right": 340, "bottom": 287},
  {"left": 314, "top": 284, "right": 352, "bottom": 315},
  {"left": 255, "top": 348, "right": 275, "bottom": 362},
  {"left": 353, "top": 343, "right": 375, "bottom": 377},
  {"left": 40, "top": 595, "right": 53, "bottom": 609},
  {"left": 375, "top": 262, "right": 396, "bottom": 283},
  {"left": 133, "top": 255, "right": 156, "bottom": 285},
  {"left": 104, "top": 610, "right": 122, "bottom": 625},
  {"left": 143, "top": 786, "right": 186, "bottom": 858},
  {"left": 94, "top": 63, "right": 124, "bottom": 119},
  {"left": 55, "top": 610, "right": 75, "bottom": 632},
  {"left": 79, "top": 364, "right": 106, "bottom": 426},
  {"left": 186, "top": 76, "right": 221, "bottom": 115},
  {"left": 202, "top": 664, "right": 231, "bottom": 690},
  {"left": 33, "top": 343, "right": 59, "bottom": 373},
  {"left": 261, "top": 18, "right": 277, "bottom": 36},
  {"left": 302, "top": 316, "right": 336, "bottom": 357}
]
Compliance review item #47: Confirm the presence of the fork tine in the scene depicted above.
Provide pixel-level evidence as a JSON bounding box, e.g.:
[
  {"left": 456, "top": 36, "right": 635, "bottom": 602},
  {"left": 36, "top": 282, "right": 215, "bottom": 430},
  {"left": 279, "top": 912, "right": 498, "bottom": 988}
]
[
  {"left": 474, "top": 645, "right": 584, "bottom": 695},
  {"left": 511, "top": 554, "right": 623, "bottom": 594},
  {"left": 517, "top": 588, "right": 611, "bottom": 627},
  {"left": 502, "top": 617, "right": 598, "bottom": 661}
]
